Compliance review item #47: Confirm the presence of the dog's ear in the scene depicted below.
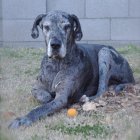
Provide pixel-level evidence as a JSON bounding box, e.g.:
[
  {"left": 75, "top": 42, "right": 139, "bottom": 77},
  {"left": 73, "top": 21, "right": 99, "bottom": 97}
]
[
  {"left": 31, "top": 14, "right": 46, "bottom": 39},
  {"left": 71, "top": 14, "right": 83, "bottom": 41}
]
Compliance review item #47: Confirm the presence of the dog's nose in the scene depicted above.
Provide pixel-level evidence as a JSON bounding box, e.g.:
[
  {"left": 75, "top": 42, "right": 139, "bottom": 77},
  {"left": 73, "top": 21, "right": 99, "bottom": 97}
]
[{"left": 50, "top": 39, "right": 61, "bottom": 50}]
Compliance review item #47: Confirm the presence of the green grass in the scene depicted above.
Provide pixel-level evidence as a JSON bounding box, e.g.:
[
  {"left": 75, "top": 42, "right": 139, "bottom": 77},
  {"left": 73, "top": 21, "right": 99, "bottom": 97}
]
[
  {"left": 0, "top": 132, "right": 11, "bottom": 140},
  {"left": 117, "top": 45, "right": 140, "bottom": 77},
  {"left": 31, "top": 135, "right": 44, "bottom": 140},
  {"left": 24, "top": 68, "right": 40, "bottom": 76},
  {"left": 0, "top": 47, "right": 44, "bottom": 60},
  {"left": 46, "top": 123, "right": 111, "bottom": 138},
  {"left": 117, "top": 45, "right": 140, "bottom": 54}
]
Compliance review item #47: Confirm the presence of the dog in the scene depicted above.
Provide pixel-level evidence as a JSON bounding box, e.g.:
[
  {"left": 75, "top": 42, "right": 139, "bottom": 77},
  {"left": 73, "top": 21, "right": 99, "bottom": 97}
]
[{"left": 9, "top": 11, "right": 135, "bottom": 128}]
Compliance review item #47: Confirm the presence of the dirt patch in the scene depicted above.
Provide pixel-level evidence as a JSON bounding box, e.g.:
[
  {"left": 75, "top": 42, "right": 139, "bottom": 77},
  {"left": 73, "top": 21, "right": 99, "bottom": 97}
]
[{"left": 86, "top": 84, "right": 140, "bottom": 113}]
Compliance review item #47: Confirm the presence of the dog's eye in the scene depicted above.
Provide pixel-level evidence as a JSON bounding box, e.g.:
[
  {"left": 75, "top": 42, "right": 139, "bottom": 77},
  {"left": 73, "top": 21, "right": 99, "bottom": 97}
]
[
  {"left": 44, "top": 25, "right": 50, "bottom": 31},
  {"left": 64, "top": 24, "right": 71, "bottom": 31}
]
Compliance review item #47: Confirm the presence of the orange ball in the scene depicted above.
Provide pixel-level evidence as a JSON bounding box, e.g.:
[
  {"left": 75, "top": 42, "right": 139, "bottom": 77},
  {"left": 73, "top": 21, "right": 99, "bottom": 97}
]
[{"left": 67, "top": 108, "right": 78, "bottom": 117}]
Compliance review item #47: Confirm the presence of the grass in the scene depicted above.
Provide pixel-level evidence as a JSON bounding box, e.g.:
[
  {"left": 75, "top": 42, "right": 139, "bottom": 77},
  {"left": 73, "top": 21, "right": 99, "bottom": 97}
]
[
  {"left": 0, "top": 45, "right": 140, "bottom": 140},
  {"left": 46, "top": 123, "right": 111, "bottom": 138},
  {"left": 31, "top": 135, "right": 45, "bottom": 140},
  {"left": 117, "top": 45, "right": 138, "bottom": 54},
  {"left": 118, "top": 45, "right": 140, "bottom": 78}
]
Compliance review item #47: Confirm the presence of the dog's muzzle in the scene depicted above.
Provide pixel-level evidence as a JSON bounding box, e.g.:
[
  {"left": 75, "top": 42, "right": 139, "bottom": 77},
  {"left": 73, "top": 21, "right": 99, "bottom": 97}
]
[
  {"left": 50, "top": 38, "right": 61, "bottom": 50},
  {"left": 48, "top": 38, "right": 62, "bottom": 59}
]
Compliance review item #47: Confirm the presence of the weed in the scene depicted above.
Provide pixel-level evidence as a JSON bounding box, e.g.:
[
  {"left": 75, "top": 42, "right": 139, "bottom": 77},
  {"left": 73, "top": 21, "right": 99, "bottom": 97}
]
[
  {"left": 31, "top": 135, "right": 44, "bottom": 140},
  {"left": 0, "top": 131, "right": 11, "bottom": 140},
  {"left": 24, "top": 68, "right": 40, "bottom": 76},
  {"left": 0, "top": 48, "right": 24, "bottom": 58},
  {"left": 46, "top": 123, "right": 110, "bottom": 138},
  {"left": 117, "top": 45, "right": 140, "bottom": 54},
  {"left": 133, "top": 68, "right": 140, "bottom": 74}
]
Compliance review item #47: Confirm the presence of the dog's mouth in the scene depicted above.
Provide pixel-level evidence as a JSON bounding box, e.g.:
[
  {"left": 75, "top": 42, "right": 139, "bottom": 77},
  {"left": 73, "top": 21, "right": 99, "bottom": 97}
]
[
  {"left": 49, "top": 52, "right": 61, "bottom": 59},
  {"left": 51, "top": 55, "right": 60, "bottom": 59},
  {"left": 47, "top": 40, "right": 66, "bottom": 59}
]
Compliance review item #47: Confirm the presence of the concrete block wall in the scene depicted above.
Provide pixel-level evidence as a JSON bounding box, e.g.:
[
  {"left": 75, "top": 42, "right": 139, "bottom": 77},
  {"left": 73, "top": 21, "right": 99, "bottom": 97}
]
[
  {"left": 0, "top": 0, "right": 140, "bottom": 47},
  {"left": 0, "top": 0, "right": 2, "bottom": 45},
  {"left": 1, "top": 0, "right": 46, "bottom": 47}
]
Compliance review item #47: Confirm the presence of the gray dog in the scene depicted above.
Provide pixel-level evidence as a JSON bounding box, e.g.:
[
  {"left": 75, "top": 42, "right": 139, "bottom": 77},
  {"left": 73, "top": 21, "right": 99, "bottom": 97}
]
[{"left": 9, "top": 11, "right": 135, "bottom": 128}]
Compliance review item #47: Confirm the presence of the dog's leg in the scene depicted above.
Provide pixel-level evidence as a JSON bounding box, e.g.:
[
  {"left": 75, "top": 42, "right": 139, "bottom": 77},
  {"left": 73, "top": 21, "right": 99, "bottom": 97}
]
[
  {"left": 89, "top": 48, "right": 112, "bottom": 100},
  {"left": 8, "top": 93, "right": 68, "bottom": 129},
  {"left": 80, "top": 48, "right": 112, "bottom": 102},
  {"left": 31, "top": 77, "right": 55, "bottom": 104},
  {"left": 114, "top": 83, "right": 134, "bottom": 95},
  {"left": 8, "top": 78, "right": 75, "bottom": 129},
  {"left": 32, "top": 86, "right": 54, "bottom": 104},
  {"left": 96, "top": 48, "right": 111, "bottom": 96}
]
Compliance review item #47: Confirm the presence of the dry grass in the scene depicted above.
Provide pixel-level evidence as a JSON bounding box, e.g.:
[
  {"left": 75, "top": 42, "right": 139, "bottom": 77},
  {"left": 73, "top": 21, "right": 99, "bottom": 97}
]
[{"left": 0, "top": 45, "right": 140, "bottom": 140}]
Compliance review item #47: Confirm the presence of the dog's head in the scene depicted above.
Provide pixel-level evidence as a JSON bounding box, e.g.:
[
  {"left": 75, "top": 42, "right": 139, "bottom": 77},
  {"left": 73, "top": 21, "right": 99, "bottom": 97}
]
[{"left": 31, "top": 11, "right": 83, "bottom": 59}]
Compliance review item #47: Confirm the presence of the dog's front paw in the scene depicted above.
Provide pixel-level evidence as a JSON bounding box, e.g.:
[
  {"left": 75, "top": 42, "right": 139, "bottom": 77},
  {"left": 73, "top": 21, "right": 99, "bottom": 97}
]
[
  {"left": 8, "top": 116, "right": 32, "bottom": 129},
  {"left": 79, "top": 95, "right": 89, "bottom": 103}
]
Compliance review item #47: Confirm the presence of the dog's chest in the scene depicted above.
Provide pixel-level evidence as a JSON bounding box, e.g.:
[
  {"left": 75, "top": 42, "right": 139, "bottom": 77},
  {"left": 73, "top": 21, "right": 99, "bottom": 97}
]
[{"left": 41, "top": 59, "right": 65, "bottom": 92}]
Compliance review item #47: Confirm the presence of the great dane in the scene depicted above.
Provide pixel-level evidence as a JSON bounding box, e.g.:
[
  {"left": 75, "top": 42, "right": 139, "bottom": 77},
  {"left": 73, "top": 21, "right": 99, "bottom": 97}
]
[{"left": 9, "top": 11, "right": 135, "bottom": 128}]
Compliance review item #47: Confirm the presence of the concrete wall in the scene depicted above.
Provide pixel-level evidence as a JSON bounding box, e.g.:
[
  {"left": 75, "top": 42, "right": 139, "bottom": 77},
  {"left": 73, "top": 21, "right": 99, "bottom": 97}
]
[
  {"left": 0, "top": 0, "right": 140, "bottom": 47},
  {"left": 0, "top": 0, "right": 2, "bottom": 46},
  {"left": 1, "top": 0, "right": 46, "bottom": 47}
]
